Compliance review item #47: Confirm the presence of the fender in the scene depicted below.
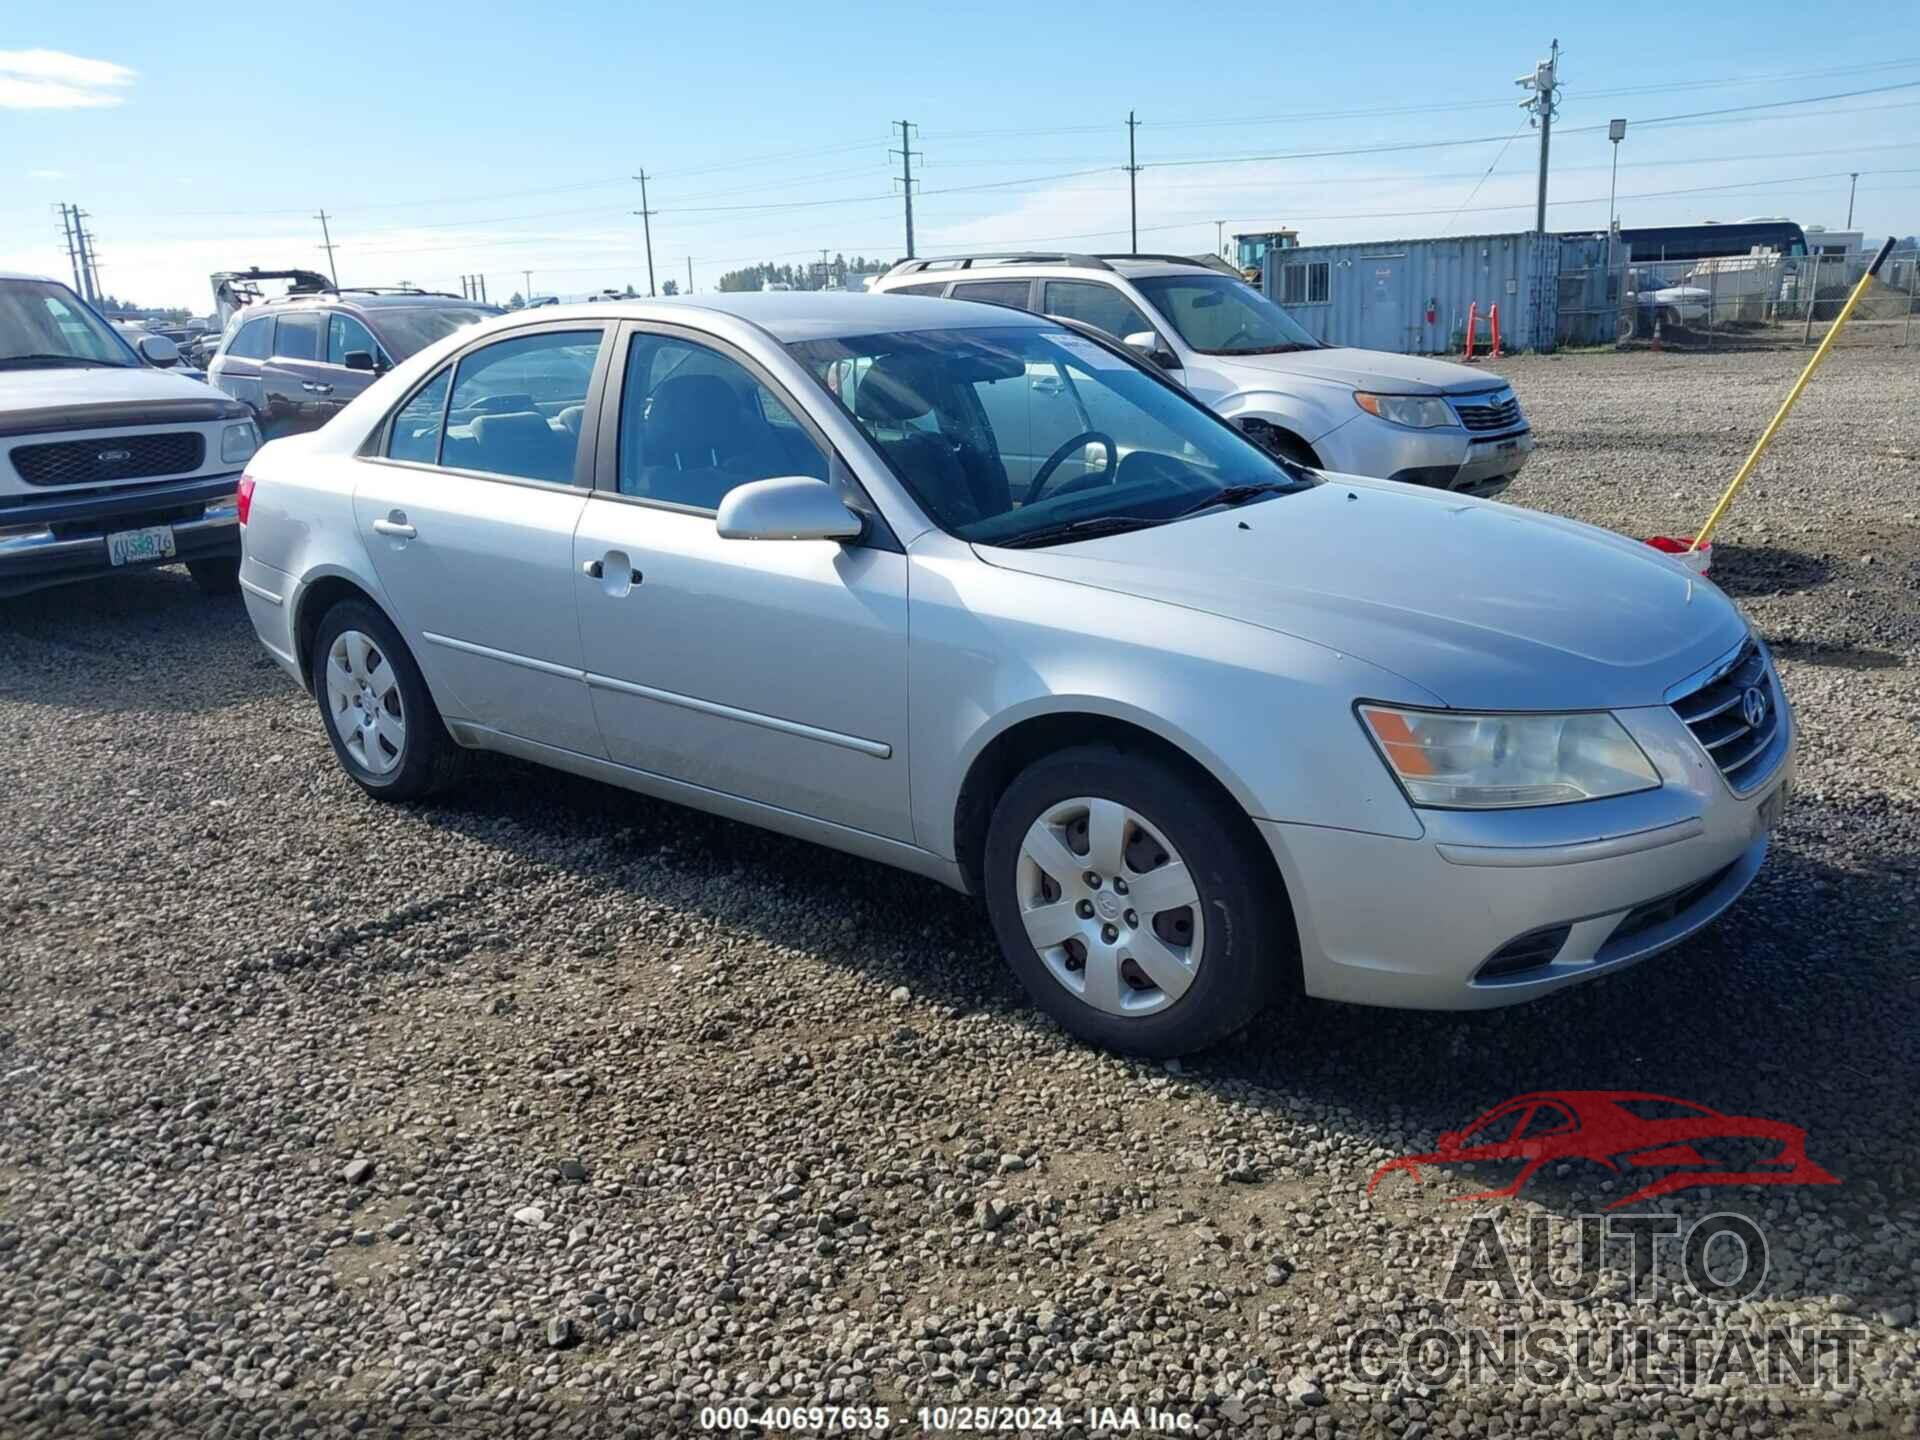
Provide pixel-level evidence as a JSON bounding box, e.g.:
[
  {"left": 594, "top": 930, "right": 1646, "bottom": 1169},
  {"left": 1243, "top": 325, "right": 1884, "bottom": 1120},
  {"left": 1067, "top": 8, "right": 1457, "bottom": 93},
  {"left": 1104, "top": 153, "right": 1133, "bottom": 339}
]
[{"left": 1210, "top": 388, "right": 1346, "bottom": 447}]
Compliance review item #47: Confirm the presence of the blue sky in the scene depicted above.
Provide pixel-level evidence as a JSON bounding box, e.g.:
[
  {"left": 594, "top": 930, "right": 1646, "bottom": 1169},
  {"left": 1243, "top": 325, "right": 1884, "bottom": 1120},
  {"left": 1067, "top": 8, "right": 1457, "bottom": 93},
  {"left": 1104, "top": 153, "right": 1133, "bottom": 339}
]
[{"left": 3, "top": 1, "right": 1916, "bottom": 309}]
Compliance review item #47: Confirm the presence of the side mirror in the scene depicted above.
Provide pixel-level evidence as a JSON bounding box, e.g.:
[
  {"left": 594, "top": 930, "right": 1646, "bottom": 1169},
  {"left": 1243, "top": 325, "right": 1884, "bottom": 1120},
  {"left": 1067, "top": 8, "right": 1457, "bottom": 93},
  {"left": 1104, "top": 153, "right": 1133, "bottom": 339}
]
[
  {"left": 716, "top": 476, "right": 864, "bottom": 543},
  {"left": 136, "top": 334, "right": 181, "bottom": 366},
  {"left": 1123, "top": 331, "right": 1179, "bottom": 370},
  {"left": 343, "top": 350, "right": 378, "bottom": 373}
]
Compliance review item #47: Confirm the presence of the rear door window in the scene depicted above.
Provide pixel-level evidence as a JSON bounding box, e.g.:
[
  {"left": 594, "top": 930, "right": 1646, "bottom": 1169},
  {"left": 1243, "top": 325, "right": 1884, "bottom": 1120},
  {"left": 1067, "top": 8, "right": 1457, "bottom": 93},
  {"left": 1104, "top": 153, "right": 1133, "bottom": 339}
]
[
  {"left": 439, "top": 329, "right": 603, "bottom": 483},
  {"left": 949, "top": 279, "right": 1033, "bottom": 310},
  {"left": 386, "top": 367, "right": 452, "bottom": 464},
  {"left": 227, "top": 317, "right": 272, "bottom": 360},
  {"left": 272, "top": 313, "right": 322, "bottom": 361}
]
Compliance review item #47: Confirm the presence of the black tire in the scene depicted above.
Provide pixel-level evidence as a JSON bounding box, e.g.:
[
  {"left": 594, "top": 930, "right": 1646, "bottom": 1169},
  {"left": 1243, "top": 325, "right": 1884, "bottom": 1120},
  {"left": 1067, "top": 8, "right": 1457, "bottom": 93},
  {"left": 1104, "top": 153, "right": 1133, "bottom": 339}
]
[
  {"left": 982, "top": 744, "right": 1288, "bottom": 1057},
  {"left": 187, "top": 556, "right": 241, "bottom": 596},
  {"left": 309, "top": 598, "right": 465, "bottom": 802}
]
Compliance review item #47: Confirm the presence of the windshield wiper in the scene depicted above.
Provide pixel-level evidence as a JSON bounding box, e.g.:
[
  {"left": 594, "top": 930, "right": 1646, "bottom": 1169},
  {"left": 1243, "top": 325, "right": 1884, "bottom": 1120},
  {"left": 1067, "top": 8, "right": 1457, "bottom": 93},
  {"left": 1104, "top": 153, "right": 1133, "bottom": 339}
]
[
  {"left": 989, "top": 514, "right": 1171, "bottom": 550},
  {"left": 0, "top": 354, "right": 127, "bottom": 369},
  {"left": 1165, "top": 479, "right": 1309, "bottom": 520}
]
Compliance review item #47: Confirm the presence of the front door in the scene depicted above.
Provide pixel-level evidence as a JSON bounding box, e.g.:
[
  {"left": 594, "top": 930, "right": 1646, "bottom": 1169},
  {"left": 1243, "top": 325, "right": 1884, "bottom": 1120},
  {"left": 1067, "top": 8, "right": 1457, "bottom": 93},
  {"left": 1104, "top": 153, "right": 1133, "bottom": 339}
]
[
  {"left": 573, "top": 325, "right": 912, "bottom": 841},
  {"left": 1359, "top": 254, "right": 1408, "bottom": 353},
  {"left": 352, "top": 325, "right": 609, "bottom": 757}
]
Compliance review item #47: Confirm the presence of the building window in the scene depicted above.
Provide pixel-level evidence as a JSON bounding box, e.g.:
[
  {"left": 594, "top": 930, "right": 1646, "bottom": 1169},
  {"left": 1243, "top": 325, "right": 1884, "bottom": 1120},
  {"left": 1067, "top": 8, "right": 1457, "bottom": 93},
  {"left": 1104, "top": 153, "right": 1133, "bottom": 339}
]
[{"left": 1279, "top": 261, "right": 1330, "bottom": 306}]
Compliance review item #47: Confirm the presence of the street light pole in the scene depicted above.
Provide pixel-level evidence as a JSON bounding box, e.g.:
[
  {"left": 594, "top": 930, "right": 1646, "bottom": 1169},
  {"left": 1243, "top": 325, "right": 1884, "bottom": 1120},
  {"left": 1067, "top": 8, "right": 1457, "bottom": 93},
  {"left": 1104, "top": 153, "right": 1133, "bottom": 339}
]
[{"left": 1846, "top": 172, "right": 1859, "bottom": 229}]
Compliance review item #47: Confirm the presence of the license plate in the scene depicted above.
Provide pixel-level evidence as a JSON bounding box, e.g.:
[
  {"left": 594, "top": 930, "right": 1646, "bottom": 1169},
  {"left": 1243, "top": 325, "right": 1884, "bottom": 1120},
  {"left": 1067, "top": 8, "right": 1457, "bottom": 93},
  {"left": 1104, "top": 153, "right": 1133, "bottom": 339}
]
[
  {"left": 1756, "top": 781, "right": 1790, "bottom": 835},
  {"left": 106, "top": 525, "right": 176, "bottom": 567}
]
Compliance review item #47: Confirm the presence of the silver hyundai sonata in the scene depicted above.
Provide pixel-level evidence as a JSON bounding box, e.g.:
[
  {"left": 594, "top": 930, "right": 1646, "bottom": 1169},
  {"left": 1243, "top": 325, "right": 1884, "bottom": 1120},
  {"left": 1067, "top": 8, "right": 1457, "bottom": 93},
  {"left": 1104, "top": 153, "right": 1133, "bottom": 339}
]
[{"left": 237, "top": 294, "right": 1792, "bottom": 1056}]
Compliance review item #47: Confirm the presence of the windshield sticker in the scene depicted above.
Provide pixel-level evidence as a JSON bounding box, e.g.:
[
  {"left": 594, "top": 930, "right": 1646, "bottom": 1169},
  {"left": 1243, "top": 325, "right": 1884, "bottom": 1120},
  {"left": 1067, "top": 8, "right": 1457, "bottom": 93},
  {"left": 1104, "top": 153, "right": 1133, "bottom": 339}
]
[{"left": 1044, "top": 331, "right": 1131, "bottom": 370}]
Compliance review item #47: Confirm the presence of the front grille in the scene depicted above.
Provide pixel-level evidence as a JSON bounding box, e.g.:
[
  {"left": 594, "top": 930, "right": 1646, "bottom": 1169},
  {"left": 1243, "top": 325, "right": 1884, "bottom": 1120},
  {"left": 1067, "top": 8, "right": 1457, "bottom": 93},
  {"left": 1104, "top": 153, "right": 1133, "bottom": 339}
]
[
  {"left": 11, "top": 432, "right": 205, "bottom": 487},
  {"left": 1453, "top": 391, "right": 1522, "bottom": 432},
  {"left": 1609, "top": 862, "right": 1738, "bottom": 947},
  {"left": 1670, "top": 640, "right": 1785, "bottom": 792}
]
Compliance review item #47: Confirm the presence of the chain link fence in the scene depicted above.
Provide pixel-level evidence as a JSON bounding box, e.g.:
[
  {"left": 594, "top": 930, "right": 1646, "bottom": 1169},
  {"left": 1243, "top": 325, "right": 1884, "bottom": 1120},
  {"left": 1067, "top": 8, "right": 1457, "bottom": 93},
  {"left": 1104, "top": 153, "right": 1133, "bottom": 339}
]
[{"left": 1551, "top": 247, "right": 1919, "bottom": 352}]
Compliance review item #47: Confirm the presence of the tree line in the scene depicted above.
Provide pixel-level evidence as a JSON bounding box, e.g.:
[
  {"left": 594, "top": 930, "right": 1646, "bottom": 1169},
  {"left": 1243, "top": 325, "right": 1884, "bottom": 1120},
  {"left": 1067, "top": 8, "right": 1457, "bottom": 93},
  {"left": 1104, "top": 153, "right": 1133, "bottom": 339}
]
[{"left": 716, "top": 255, "right": 893, "bottom": 293}]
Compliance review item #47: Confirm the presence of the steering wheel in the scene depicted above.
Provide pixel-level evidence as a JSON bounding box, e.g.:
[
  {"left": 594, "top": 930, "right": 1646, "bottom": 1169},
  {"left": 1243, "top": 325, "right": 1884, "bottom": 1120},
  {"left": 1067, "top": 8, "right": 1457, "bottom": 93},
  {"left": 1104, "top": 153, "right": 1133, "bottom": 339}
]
[{"left": 1027, "top": 431, "right": 1117, "bottom": 504}]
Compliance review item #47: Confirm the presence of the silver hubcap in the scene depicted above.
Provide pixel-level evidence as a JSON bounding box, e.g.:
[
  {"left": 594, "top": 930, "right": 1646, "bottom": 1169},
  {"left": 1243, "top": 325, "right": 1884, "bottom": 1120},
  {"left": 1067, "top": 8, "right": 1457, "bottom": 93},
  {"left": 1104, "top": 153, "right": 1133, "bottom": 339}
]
[
  {"left": 325, "top": 629, "right": 406, "bottom": 777},
  {"left": 1016, "top": 796, "right": 1203, "bottom": 1017}
]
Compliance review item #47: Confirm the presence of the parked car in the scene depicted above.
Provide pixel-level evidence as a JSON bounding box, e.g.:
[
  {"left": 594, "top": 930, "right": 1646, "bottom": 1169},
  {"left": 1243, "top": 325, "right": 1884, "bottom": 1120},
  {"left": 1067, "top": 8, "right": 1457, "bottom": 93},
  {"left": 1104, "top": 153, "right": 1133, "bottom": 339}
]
[
  {"left": 872, "top": 252, "right": 1533, "bottom": 496},
  {"left": 1626, "top": 268, "right": 1712, "bottom": 331},
  {"left": 208, "top": 288, "right": 499, "bottom": 439},
  {"left": 1, "top": 273, "right": 258, "bottom": 599},
  {"left": 238, "top": 293, "right": 1790, "bottom": 1057}
]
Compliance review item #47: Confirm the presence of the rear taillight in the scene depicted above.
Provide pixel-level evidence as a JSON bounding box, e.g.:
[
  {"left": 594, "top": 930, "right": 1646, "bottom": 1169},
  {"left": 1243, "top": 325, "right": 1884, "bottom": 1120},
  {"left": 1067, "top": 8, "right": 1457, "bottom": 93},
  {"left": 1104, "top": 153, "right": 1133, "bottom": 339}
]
[{"left": 236, "top": 473, "right": 255, "bottom": 526}]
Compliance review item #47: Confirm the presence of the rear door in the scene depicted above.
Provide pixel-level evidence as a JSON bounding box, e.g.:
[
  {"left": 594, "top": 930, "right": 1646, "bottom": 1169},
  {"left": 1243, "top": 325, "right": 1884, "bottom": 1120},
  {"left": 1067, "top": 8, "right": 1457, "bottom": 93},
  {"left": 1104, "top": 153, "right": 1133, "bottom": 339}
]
[
  {"left": 311, "top": 311, "right": 388, "bottom": 423},
  {"left": 259, "top": 311, "right": 331, "bottom": 437},
  {"left": 351, "top": 323, "right": 611, "bottom": 756},
  {"left": 210, "top": 314, "right": 273, "bottom": 422}
]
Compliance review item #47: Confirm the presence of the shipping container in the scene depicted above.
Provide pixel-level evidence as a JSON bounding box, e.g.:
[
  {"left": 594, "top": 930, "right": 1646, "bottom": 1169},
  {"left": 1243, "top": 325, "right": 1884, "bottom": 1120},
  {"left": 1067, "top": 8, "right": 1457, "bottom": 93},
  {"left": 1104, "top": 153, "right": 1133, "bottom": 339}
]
[{"left": 1264, "top": 231, "right": 1617, "bottom": 354}]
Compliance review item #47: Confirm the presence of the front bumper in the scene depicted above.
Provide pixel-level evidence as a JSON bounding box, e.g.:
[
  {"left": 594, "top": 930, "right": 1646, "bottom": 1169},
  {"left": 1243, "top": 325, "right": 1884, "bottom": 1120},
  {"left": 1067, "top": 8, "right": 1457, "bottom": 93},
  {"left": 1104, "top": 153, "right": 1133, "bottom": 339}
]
[
  {"left": 1258, "top": 694, "right": 1794, "bottom": 1010},
  {"left": 1315, "top": 415, "right": 1533, "bottom": 498},
  {"left": 0, "top": 471, "right": 242, "bottom": 598}
]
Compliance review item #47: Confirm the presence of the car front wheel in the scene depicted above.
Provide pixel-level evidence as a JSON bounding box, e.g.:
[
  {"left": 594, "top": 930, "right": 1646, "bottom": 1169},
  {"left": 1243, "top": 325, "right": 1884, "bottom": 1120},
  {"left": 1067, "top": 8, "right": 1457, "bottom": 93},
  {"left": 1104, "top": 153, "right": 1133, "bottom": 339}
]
[
  {"left": 983, "top": 744, "right": 1287, "bottom": 1057},
  {"left": 309, "top": 599, "right": 463, "bottom": 801}
]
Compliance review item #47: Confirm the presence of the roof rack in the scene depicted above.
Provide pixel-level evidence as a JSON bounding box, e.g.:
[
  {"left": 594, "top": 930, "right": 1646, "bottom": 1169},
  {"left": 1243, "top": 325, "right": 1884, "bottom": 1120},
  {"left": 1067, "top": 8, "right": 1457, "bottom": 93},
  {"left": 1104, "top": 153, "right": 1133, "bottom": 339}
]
[
  {"left": 1090, "top": 252, "right": 1222, "bottom": 269},
  {"left": 335, "top": 285, "right": 471, "bottom": 301},
  {"left": 884, "top": 251, "right": 1115, "bottom": 276}
]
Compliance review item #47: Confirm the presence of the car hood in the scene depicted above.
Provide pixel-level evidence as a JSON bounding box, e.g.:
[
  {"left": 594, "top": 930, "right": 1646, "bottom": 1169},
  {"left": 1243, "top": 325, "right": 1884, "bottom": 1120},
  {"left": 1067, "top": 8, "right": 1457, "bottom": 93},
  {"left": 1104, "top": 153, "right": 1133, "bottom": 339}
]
[
  {"left": 1209, "top": 347, "right": 1505, "bottom": 396},
  {"left": 0, "top": 363, "right": 244, "bottom": 438},
  {"left": 977, "top": 479, "right": 1748, "bottom": 710}
]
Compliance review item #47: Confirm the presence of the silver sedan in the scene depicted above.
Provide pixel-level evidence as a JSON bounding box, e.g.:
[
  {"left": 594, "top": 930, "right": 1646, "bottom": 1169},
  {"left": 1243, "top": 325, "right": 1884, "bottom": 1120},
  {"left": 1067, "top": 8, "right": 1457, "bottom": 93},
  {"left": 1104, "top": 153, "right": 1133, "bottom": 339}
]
[{"left": 237, "top": 294, "right": 1792, "bottom": 1056}]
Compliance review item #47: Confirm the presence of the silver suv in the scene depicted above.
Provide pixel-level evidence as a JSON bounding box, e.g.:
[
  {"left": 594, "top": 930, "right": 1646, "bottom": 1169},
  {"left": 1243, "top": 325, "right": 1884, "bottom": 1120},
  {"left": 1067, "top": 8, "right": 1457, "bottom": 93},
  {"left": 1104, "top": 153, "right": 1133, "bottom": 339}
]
[{"left": 872, "top": 252, "right": 1532, "bottom": 496}]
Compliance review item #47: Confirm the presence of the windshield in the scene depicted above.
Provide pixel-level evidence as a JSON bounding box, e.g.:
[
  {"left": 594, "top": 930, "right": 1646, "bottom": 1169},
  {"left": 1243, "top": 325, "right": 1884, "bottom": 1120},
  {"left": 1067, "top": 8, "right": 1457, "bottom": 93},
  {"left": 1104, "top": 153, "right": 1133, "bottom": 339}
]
[
  {"left": 786, "top": 324, "right": 1308, "bottom": 547},
  {"left": 372, "top": 305, "right": 500, "bottom": 359},
  {"left": 1132, "top": 274, "right": 1320, "bottom": 355},
  {"left": 0, "top": 278, "right": 137, "bottom": 368}
]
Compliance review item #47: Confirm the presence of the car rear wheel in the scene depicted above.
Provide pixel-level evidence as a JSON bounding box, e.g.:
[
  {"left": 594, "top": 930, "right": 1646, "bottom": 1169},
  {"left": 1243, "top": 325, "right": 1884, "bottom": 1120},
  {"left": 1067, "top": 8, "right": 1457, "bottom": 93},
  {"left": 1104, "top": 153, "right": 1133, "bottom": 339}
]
[
  {"left": 187, "top": 557, "right": 241, "bottom": 596},
  {"left": 310, "top": 599, "right": 464, "bottom": 801},
  {"left": 983, "top": 745, "right": 1285, "bottom": 1056}
]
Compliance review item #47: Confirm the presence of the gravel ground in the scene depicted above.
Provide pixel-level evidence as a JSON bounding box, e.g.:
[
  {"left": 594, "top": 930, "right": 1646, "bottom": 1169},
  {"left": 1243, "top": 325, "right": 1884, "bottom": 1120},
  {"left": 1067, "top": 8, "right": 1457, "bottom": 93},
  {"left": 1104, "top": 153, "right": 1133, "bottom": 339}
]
[{"left": 2, "top": 345, "right": 1916, "bottom": 1440}]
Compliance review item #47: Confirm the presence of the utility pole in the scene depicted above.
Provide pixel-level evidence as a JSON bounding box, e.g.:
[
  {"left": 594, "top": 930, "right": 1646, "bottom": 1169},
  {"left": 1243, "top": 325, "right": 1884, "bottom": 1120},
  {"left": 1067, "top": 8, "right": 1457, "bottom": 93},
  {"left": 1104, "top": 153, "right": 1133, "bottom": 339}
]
[
  {"left": 73, "top": 209, "right": 100, "bottom": 303},
  {"left": 686, "top": 256, "right": 694, "bottom": 295},
  {"left": 1214, "top": 219, "right": 1226, "bottom": 259},
  {"left": 1606, "top": 118, "right": 1627, "bottom": 292},
  {"left": 315, "top": 210, "right": 339, "bottom": 287},
  {"left": 1126, "top": 111, "right": 1142, "bottom": 252},
  {"left": 477, "top": 274, "right": 488, "bottom": 304},
  {"left": 1846, "top": 172, "right": 1859, "bottom": 229},
  {"left": 57, "top": 204, "right": 85, "bottom": 296},
  {"left": 632, "top": 171, "right": 658, "bottom": 298},
  {"left": 1517, "top": 39, "right": 1560, "bottom": 235},
  {"left": 522, "top": 269, "right": 533, "bottom": 302},
  {"left": 890, "top": 121, "right": 919, "bottom": 260}
]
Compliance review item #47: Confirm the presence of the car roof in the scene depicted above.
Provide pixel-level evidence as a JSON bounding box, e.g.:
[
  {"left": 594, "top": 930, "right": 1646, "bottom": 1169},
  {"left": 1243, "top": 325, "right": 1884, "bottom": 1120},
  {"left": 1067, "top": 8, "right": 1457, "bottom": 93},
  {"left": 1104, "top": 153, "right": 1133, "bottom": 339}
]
[
  {"left": 484, "top": 291, "right": 1059, "bottom": 344},
  {"left": 255, "top": 290, "right": 496, "bottom": 313},
  {"left": 882, "top": 255, "right": 1232, "bottom": 284}
]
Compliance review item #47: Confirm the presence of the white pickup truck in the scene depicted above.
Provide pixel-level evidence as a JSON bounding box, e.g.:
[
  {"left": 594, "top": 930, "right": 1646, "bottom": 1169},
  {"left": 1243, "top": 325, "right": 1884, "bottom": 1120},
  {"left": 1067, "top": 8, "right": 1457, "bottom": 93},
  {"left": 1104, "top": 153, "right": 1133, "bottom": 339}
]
[{"left": 1, "top": 272, "right": 258, "bottom": 599}]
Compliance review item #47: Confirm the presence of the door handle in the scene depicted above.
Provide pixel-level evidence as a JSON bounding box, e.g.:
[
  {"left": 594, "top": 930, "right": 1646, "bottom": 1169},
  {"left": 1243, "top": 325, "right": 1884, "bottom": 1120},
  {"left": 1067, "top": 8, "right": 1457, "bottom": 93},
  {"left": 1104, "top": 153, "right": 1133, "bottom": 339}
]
[
  {"left": 1031, "top": 379, "right": 1065, "bottom": 396},
  {"left": 372, "top": 511, "right": 415, "bottom": 539},
  {"left": 302, "top": 381, "right": 335, "bottom": 395},
  {"left": 584, "top": 554, "right": 642, "bottom": 589}
]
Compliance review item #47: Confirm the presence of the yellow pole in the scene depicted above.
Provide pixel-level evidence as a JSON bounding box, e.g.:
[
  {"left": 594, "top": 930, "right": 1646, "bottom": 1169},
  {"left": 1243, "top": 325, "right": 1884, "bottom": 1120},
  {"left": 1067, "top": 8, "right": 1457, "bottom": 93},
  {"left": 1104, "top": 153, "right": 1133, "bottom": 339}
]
[{"left": 1690, "top": 236, "right": 1897, "bottom": 552}]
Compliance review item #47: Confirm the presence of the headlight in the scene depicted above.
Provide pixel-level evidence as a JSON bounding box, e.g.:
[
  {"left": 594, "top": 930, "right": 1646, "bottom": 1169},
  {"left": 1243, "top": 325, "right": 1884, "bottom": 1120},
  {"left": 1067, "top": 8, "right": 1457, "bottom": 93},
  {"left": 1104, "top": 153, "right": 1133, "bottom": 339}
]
[
  {"left": 221, "top": 421, "right": 259, "bottom": 464},
  {"left": 1354, "top": 392, "right": 1455, "bottom": 429},
  {"left": 1359, "top": 705, "right": 1660, "bottom": 809}
]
